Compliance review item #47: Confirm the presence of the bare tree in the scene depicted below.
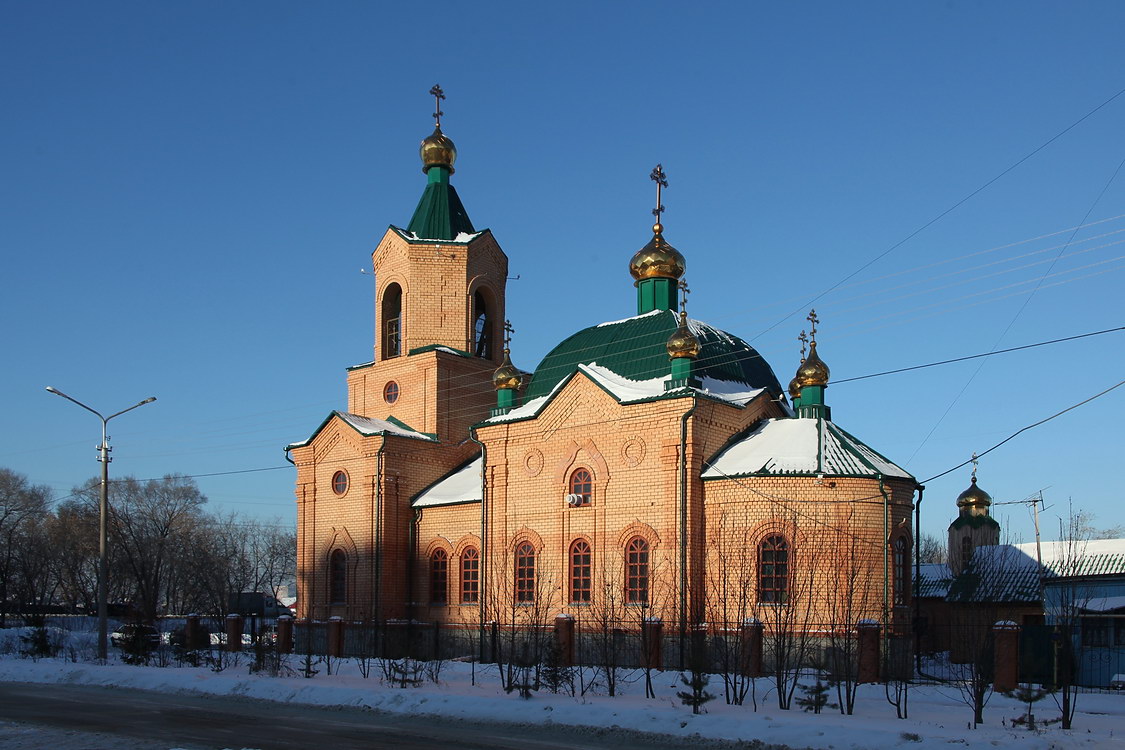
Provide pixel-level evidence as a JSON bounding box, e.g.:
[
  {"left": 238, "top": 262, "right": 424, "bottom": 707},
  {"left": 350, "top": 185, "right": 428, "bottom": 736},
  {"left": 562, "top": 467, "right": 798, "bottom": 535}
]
[
  {"left": 753, "top": 512, "right": 818, "bottom": 711},
  {"left": 586, "top": 567, "right": 628, "bottom": 697},
  {"left": 918, "top": 533, "right": 947, "bottom": 564},
  {"left": 706, "top": 511, "right": 758, "bottom": 707},
  {"left": 46, "top": 501, "right": 99, "bottom": 613},
  {"left": 944, "top": 543, "right": 1034, "bottom": 726},
  {"left": 1049, "top": 504, "right": 1097, "bottom": 730},
  {"left": 73, "top": 474, "right": 207, "bottom": 622},
  {"left": 0, "top": 469, "right": 51, "bottom": 626},
  {"left": 487, "top": 544, "right": 558, "bottom": 698},
  {"left": 821, "top": 507, "right": 879, "bottom": 715}
]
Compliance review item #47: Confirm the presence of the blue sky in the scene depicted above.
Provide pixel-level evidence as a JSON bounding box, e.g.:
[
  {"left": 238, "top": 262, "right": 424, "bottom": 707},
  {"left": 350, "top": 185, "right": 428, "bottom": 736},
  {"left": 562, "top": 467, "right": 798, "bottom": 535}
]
[{"left": 3, "top": 1, "right": 1123, "bottom": 543}]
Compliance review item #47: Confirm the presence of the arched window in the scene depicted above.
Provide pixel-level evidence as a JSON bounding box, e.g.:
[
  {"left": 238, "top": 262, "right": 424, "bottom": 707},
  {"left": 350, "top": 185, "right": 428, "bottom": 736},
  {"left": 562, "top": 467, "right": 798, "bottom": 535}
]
[
  {"left": 893, "top": 536, "right": 910, "bottom": 606},
  {"left": 460, "top": 547, "right": 480, "bottom": 604},
  {"left": 568, "top": 468, "right": 592, "bottom": 507},
  {"left": 570, "top": 540, "right": 592, "bottom": 604},
  {"left": 625, "top": 537, "right": 649, "bottom": 605},
  {"left": 758, "top": 535, "right": 789, "bottom": 603},
  {"left": 430, "top": 549, "right": 448, "bottom": 605},
  {"left": 514, "top": 542, "right": 536, "bottom": 603},
  {"left": 382, "top": 283, "right": 403, "bottom": 359},
  {"left": 329, "top": 549, "right": 347, "bottom": 604},
  {"left": 472, "top": 290, "right": 492, "bottom": 359}
]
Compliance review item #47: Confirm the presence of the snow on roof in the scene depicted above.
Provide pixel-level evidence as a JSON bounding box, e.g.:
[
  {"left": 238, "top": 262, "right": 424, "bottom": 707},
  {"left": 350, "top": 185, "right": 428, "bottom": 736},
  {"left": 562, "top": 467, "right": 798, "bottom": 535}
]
[
  {"left": 1014, "top": 539, "right": 1125, "bottom": 577},
  {"left": 582, "top": 363, "right": 766, "bottom": 406},
  {"left": 696, "top": 376, "right": 766, "bottom": 406},
  {"left": 594, "top": 309, "right": 663, "bottom": 327},
  {"left": 483, "top": 393, "right": 552, "bottom": 424},
  {"left": 336, "top": 412, "right": 435, "bottom": 441},
  {"left": 702, "top": 417, "right": 912, "bottom": 480},
  {"left": 948, "top": 544, "right": 1042, "bottom": 603},
  {"left": 413, "top": 456, "right": 482, "bottom": 508},
  {"left": 917, "top": 563, "right": 953, "bottom": 598},
  {"left": 484, "top": 362, "right": 767, "bottom": 425},
  {"left": 933, "top": 539, "right": 1125, "bottom": 604},
  {"left": 391, "top": 226, "right": 484, "bottom": 244},
  {"left": 287, "top": 411, "right": 437, "bottom": 449}
]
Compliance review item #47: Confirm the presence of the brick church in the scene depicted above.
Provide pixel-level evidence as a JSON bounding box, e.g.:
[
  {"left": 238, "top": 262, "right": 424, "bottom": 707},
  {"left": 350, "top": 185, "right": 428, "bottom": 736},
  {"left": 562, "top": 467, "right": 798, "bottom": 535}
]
[{"left": 287, "top": 91, "right": 919, "bottom": 637}]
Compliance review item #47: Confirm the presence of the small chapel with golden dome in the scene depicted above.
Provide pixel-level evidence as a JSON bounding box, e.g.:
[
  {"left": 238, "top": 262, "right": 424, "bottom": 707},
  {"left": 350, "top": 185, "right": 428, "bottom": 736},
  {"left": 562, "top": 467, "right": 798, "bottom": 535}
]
[{"left": 287, "top": 90, "right": 920, "bottom": 645}]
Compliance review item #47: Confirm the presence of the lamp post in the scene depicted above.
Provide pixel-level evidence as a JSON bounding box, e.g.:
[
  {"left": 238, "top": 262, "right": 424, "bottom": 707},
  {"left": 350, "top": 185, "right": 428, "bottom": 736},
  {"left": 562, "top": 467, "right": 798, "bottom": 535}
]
[{"left": 45, "top": 386, "right": 156, "bottom": 661}]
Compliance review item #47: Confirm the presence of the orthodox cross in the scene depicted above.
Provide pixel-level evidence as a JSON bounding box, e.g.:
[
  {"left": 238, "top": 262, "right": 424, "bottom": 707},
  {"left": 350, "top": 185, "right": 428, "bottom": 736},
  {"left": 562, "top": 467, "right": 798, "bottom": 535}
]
[
  {"left": 806, "top": 309, "right": 820, "bottom": 343},
  {"left": 677, "top": 279, "right": 691, "bottom": 316},
  {"left": 650, "top": 164, "right": 668, "bottom": 224},
  {"left": 798, "top": 330, "right": 808, "bottom": 361},
  {"left": 970, "top": 452, "right": 979, "bottom": 482},
  {"left": 502, "top": 319, "right": 515, "bottom": 350},
  {"left": 430, "top": 84, "right": 445, "bottom": 128}
]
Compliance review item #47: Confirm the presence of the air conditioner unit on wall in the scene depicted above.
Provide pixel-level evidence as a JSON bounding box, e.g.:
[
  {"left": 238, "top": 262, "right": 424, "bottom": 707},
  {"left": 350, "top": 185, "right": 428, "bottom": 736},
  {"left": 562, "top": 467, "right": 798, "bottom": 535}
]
[{"left": 565, "top": 493, "right": 583, "bottom": 506}]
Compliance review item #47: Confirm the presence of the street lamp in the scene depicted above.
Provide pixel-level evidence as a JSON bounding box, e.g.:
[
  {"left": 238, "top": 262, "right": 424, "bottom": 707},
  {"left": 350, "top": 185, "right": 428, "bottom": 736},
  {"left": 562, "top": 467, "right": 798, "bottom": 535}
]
[{"left": 45, "top": 386, "right": 156, "bottom": 661}]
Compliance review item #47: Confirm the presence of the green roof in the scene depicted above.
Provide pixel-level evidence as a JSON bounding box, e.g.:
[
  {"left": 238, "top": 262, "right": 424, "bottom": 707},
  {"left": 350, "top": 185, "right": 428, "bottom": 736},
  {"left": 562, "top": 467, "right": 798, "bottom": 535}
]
[
  {"left": 406, "top": 170, "right": 475, "bottom": 240},
  {"left": 525, "top": 309, "right": 782, "bottom": 401},
  {"left": 949, "top": 514, "right": 1001, "bottom": 531}
]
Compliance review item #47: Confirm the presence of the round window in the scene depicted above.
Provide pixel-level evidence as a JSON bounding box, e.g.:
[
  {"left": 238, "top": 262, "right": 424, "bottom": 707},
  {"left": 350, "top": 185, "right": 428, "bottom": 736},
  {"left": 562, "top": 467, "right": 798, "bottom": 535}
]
[
  {"left": 384, "top": 381, "right": 400, "bottom": 404},
  {"left": 331, "top": 470, "right": 349, "bottom": 496}
]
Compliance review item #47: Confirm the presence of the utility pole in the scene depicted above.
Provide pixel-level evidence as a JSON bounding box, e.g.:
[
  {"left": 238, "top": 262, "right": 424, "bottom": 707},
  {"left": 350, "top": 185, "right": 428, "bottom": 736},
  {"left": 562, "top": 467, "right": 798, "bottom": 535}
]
[{"left": 46, "top": 387, "right": 156, "bottom": 661}]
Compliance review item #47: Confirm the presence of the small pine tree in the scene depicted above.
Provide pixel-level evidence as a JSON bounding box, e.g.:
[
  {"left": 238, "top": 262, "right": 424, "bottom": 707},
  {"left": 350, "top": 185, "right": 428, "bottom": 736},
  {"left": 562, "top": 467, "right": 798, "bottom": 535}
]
[
  {"left": 117, "top": 624, "right": 157, "bottom": 666},
  {"left": 19, "top": 622, "right": 56, "bottom": 660},
  {"left": 1006, "top": 683, "right": 1051, "bottom": 730},
  {"left": 677, "top": 670, "right": 716, "bottom": 715},
  {"left": 796, "top": 677, "right": 838, "bottom": 714},
  {"left": 541, "top": 639, "right": 574, "bottom": 695}
]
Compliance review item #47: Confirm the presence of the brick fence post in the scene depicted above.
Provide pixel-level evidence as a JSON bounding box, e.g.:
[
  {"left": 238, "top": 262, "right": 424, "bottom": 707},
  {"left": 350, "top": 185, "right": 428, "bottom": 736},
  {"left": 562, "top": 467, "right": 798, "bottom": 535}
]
[
  {"left": 740, "top": 618, "right": 763, "bottom": 677},
  {"left": 225, "top": 614, "right": 243, "bottom": 652},
  {"left": 327, "top": 616, "right": 345, "bottom": 658},
  {"left": 184, "top": 614, "right": 202, "bottom": 651},
  {"left": 554, "top": 614, "right": 574, "bottom": 667},
  {"left": 857, "top": 619, "right": 881, "bottom": 683},
  {"left": 276, "top": 614, "right": 294, "bottom": 654},
  {"left": 993, "top": 620, "right": 1021, "bottom": 693}
]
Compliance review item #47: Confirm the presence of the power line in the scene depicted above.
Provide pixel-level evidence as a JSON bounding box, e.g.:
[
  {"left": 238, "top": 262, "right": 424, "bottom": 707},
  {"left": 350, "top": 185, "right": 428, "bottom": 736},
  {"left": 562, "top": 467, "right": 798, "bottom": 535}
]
[
  {"left": 750, "top": 85, "right": 1125, "bottom": 341},
  {"left": 833, "top": 326, "right": 1123, "bottom": 384},
  {"left": 905, "top": 148, "right": 1125, "bottom": 463},
  {"left": 920, "top": 380, "right": 1125, "bottom": 484}
]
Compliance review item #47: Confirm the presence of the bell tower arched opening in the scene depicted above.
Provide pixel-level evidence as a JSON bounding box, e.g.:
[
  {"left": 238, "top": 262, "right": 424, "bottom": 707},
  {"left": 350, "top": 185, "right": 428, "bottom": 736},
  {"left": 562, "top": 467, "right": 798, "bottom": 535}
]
[
  {"left": 472, "top": 289, "right": 494, "bottom": 360},
  {"left": 381, "top": 283, "right": 403, "bottom": 359}
]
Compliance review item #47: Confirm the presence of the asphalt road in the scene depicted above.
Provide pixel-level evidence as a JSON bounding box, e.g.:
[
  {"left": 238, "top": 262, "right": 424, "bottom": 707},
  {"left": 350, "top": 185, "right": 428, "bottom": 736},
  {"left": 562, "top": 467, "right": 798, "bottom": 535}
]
[{"left": 0, "top": 682, "right": 763, "bottom": 750}]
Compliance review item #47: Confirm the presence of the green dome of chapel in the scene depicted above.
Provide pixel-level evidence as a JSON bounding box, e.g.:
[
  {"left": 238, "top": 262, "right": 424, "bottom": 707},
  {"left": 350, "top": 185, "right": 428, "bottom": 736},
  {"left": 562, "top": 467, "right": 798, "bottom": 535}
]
[{"left": 524, "top": 309, "right": 783, "bottom": 401}]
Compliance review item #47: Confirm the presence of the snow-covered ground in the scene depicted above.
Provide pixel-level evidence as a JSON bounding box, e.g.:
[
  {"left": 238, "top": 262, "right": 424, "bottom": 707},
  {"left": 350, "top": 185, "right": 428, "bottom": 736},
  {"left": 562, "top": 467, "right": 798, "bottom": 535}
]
[{"left": 1, "top": 625, "right": 1122, "bottom": 749}]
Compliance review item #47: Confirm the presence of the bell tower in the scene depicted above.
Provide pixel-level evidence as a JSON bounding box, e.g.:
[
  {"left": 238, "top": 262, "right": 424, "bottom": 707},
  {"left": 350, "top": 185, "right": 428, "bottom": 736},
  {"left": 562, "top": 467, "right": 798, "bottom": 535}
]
[{"left": 346, "top": 86, "right": 509, "bottom": 441}]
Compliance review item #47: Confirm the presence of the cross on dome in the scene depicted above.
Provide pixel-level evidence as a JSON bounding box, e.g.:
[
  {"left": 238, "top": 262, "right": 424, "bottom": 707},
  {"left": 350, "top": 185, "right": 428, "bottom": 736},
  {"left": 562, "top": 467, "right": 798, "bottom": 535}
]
[
  {"left": 650, "top": 164, "right": 668, "bottom": 232},
  {"left": 807, "top": 309, "right": 820, "bottom": 342},
  {"left": 677, "top": 279, "right": 691, "bottom": 316},
  {"left": 429, "top": 84, "right": 445, "bottom": 128}
]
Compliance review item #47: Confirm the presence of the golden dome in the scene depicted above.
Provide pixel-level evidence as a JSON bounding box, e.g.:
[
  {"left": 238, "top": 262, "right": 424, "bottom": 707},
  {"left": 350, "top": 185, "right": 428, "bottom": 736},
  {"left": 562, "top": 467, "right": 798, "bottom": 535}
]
[
  {"left": 788, "top": 375, "right": 802, "bottom": 400},
  {"left": 629, "top": 226, "right": 686, "bottom": 281},
  {"left": 795, "top": 340, "right": 830, "bottom": 387},
  {"left": 492, "top": 350, "right": 521, "bottom": 390},
  {"left": 666, "top": 312, "right": 701, "bottom": 359},
  {"left": 956, "top": 477, "right": 993, "bottom": 509},
  {"left": 420, "top": 126, "right": 456, "bottom": 173}
]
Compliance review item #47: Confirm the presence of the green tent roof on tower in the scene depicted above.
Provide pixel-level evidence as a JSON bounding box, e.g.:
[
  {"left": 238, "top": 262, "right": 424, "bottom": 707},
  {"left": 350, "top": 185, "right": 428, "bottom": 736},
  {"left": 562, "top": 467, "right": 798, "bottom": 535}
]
[
  {"left": 406, "top": 170, "right": 475, "bottom": 240},
  {"left": 524, "top": 309, "right": 783, "bottom": 401}
]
